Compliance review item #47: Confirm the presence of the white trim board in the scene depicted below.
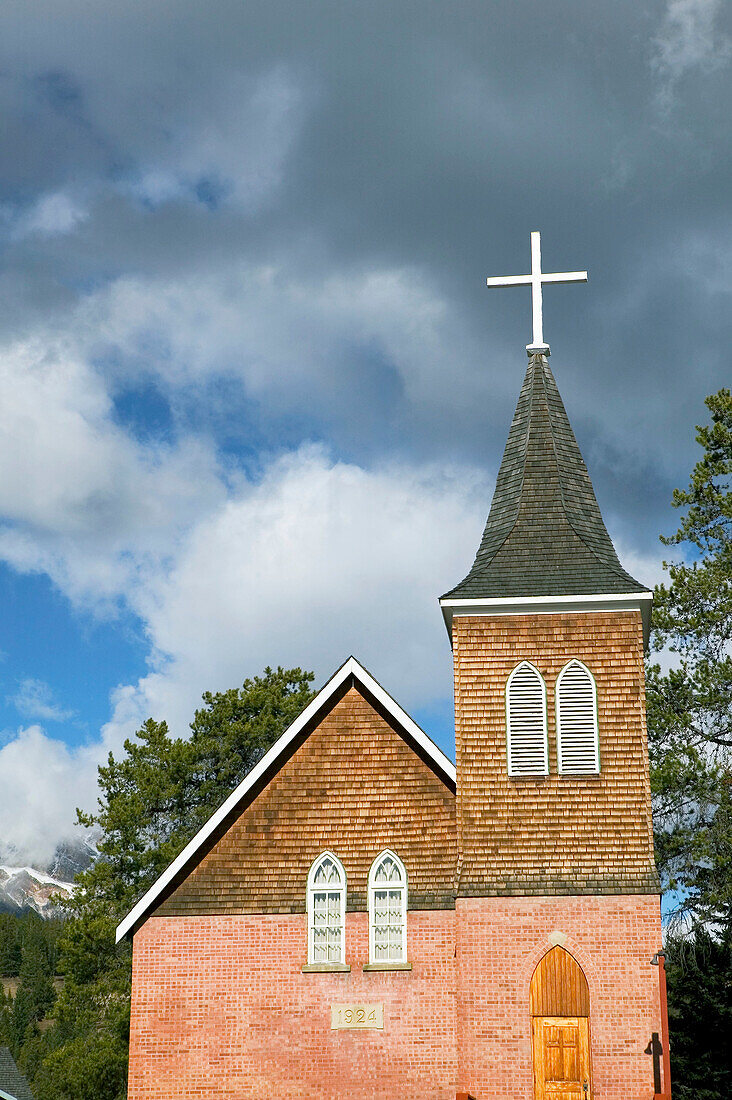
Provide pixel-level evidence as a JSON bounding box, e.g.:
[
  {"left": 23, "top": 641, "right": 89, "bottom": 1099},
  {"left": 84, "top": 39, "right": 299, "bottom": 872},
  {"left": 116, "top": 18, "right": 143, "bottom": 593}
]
[
  {"left": 440, "top": 591, "right": 653, "bottom": 647},
  {"left": 0, "top": 1090, "right": 20, "bottom": 1100},
  {"left": 116, "top": 656, "right": 455, "bottom": 943}
]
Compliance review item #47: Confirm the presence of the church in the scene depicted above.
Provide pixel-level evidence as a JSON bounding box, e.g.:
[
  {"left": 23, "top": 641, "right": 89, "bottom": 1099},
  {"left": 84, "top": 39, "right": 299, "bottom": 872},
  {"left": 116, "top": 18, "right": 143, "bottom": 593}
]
[{"left": 117, "top": 235, "right": 669, "bottom": 1099}]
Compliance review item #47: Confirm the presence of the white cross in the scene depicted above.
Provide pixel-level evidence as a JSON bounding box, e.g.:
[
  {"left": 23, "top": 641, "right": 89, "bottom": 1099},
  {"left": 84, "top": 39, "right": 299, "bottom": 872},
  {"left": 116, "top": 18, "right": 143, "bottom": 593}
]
[{"left": 486, "top": 231, "right": 587, "bottom": 356}]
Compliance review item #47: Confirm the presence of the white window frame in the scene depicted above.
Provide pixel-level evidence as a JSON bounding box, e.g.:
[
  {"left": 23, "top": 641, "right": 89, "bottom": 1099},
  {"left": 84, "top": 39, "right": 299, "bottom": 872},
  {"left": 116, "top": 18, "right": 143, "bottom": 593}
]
[
  {"left": 556, "top": 658, "right": 600, "bottom": 775},
  {"left": 307, "top": 851, "right": 346, "bottom": 965},
  {"left": 368, "top": 850, "right": 408, "bottom": 965},
  {"left": 505, "top": 660, "right": 549, "bottom": 777}
]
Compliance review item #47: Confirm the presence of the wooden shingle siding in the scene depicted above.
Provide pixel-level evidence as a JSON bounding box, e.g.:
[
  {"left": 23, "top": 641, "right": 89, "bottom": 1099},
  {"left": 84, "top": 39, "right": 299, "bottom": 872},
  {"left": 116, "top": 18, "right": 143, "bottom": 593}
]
[
  {"left": 453, "top": 610, "right": 658, "bottom": 896},
  {"left": 156, "top": 685, "right": 457, "bottom": 917}
]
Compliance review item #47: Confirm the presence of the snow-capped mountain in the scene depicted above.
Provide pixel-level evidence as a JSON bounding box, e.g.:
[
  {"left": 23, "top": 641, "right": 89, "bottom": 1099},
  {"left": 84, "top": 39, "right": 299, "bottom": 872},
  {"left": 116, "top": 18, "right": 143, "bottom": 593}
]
[{"left": 0, "top": 838, "right": 97, "bottom": 917}]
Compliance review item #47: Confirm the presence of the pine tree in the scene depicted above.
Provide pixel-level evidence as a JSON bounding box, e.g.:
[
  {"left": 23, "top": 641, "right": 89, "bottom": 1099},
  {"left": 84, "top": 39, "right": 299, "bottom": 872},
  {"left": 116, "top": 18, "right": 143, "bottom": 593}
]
[
  {"left": 665, "top": 929, "right": 732, "bottom": 1099},
  {"left": 648, "top": 388, "right": 732, "bottom": 929},
  {"left": 0, "top": 914, "right": 22, "bottom": 976},
  {"left": 29, "top": 666, "right": 314, "bottom": 1100},
  {"left": 11, "top": 937, "right": 55, "bottom": 1051}
]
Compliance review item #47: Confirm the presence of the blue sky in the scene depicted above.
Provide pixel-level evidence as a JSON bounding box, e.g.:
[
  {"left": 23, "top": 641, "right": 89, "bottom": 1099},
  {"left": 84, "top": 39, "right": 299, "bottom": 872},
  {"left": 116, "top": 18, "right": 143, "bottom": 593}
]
[{"left": 0, "top": 0, "right": 730, "bottom": 863}]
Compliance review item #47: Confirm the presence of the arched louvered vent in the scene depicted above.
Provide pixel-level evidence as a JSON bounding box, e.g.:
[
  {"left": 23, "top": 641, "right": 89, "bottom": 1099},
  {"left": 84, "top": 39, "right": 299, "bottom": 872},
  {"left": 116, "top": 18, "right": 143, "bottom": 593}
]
[
  {"left": 556, "top": 660, "right": 600, "bottom": 775},
  {"left": 506, "top": 662, "right": 548, "bottom": 777}
]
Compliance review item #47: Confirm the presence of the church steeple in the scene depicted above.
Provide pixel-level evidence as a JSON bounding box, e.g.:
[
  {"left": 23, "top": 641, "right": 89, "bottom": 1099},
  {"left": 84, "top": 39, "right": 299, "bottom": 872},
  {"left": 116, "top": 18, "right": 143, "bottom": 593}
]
[
  {"left": 444, "top": 236, "right": 658, "bottom": 905},
  {"left": 442, "top": 231, "right": 651, "bottom": 645},
  {"left": 443, "top": 352, "right": 647, "bottom": 603}
]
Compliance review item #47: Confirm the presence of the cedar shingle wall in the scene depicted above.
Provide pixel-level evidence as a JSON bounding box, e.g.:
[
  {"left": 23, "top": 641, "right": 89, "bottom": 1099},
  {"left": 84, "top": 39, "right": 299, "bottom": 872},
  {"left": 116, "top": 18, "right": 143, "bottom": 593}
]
[
  {"left": 156, "top": 686, "right": 457, "bottom": 916},
  {"left": 453, "top": 610, "right": 658, "bottom": 895}
]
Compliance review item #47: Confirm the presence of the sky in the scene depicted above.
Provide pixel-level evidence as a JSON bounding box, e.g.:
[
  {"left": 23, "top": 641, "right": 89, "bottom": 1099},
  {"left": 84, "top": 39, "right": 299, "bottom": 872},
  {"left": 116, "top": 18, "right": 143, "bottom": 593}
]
[{"left": 0, "top": 0, "right": 730, "bottom": 865}]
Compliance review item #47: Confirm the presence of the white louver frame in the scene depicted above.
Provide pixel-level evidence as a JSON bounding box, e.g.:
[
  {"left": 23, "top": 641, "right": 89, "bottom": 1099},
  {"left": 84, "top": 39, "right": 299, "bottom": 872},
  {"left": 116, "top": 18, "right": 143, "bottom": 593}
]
[
  {"left": 505, "top": 661, "right": 549, "bottom": 777},
  {"left": 556, "top": 659, "right": 600, "bottom": 775}
]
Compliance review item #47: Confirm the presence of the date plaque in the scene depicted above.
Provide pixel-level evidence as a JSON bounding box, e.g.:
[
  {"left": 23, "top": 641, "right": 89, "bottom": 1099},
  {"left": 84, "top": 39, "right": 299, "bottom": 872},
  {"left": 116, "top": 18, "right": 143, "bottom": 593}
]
[{"left": 331, "top": 1003, "right": 384, "bottom": 1030}]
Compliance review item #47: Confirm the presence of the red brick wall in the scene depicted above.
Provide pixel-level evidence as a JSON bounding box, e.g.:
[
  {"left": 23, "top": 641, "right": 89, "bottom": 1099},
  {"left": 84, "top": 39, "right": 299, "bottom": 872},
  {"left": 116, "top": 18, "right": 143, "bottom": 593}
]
[
  {"left": 128, "top": 911, "right": 457, "bottom": 1100},
  {"left": 455, "top": 894, "right": 663, "bottom": 1100},
  {"left": 128, "top": 895, "right": 662, "bottom": 1099},
  {"left": 453, "top": 611, "right": 658, "bottom": 894}
]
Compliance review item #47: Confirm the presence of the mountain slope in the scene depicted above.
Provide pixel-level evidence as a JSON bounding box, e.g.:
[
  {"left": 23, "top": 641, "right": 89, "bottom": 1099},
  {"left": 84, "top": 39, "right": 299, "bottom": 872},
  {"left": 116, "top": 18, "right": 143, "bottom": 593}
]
[{"left": 0, "top": 838, "right": 97, "bottom": 917}]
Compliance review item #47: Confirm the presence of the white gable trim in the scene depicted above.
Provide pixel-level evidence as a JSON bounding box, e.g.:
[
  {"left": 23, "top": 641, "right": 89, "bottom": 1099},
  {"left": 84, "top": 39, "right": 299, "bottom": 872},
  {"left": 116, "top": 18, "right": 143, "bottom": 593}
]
[{"left": 116, "top": 656, "right": 455, "bottom": 943}]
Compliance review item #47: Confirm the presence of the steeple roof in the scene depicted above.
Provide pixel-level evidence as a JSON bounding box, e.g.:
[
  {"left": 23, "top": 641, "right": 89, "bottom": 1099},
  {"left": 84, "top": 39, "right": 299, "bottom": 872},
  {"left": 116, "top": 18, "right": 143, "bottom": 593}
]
[{"left": 443, "top": 353, "right": 647, "bottom": 600}]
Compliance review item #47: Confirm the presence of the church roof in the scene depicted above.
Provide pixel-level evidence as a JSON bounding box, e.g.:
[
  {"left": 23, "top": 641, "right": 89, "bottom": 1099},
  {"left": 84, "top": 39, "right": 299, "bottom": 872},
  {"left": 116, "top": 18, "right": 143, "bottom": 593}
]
[
  {"left": 442, "top": 353, "right": 648, "bottom": 601},
  {"left": 0, "top": 1048, "right": 34, "bottom": 1100},
  {"left": 116, "top": 656, "right": 455, "bottom": 942}
]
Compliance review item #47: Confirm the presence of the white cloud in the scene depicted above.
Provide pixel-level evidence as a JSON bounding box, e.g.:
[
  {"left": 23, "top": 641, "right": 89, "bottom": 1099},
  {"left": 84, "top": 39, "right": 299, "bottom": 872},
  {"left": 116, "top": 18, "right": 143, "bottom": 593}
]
[
  {"left": 124, "top": 65, "right": 305, "bottom": 212},
  {"left": 79, "top": 259, "right": 496, "bottom": 420},
  {"left": 611, "top": 538, "right": 668, "bottom": 593},
  {"left": 653, "top": 0, "right": 731, "bottom": 104},
  {"left": 103, "top": 445, "right": 491, "bottom": 743},
  {"left": 0, "top": 335, "right": 224, "bottom": 607},
  {"left": 0, "top": 725, "right": 100, "bottom": 866},
  {"left": 11, "top": 679, "right": 75, "bottom": 723},
  {"left": 11, "top": 191, "right": 88, "bottom": 239},
  {"left": 0, "top": 252, "right": 492, "bottom": 614}
]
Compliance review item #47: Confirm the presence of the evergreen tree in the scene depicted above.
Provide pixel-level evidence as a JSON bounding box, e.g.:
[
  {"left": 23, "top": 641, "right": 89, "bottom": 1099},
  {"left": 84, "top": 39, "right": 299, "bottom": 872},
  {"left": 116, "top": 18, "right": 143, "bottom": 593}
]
[
  {"left": 0, "top": 985, "right": 13, "bottom": 1048},
  {"left": 648, "top": 388, "right": 732, "bottom": 929},
  {"left": 665, "top": 929, "right": 732, "bottom": 1100},
  {"left": 0, "top": 913, "right": 22, "bottom": 976},
  {"left": 29, "top": 666, "right": 314, "bottom": 1100},
  {"left": 11, "top": 937, "right": 55, "bottom": 1052}
]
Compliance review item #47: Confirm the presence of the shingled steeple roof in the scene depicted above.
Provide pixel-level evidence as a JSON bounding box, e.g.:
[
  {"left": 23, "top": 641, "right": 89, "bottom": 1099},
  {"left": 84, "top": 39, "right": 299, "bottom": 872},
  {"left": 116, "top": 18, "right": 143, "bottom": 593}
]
[{"left": 443, "top": 353, "right": 647, "bottom": 600}]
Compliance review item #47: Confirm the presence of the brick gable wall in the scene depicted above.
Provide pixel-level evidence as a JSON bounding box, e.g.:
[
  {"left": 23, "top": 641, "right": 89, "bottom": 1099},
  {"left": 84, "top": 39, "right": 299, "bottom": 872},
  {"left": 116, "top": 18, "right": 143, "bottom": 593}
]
[
  {"left": 128, "top": 912, "right": 458, "bottom": 1100},
  {"left": 455, "top": 894, "right": 663, "bottom": 1100},
  {"left": 156, "top": 685, "right": 457, "bottom": 916},
  {"left": 453, "top": 610, "right": 658, "bottom": 896},
  {"left": 128, "top": 897, "right": 662, "bottom": 1099}
]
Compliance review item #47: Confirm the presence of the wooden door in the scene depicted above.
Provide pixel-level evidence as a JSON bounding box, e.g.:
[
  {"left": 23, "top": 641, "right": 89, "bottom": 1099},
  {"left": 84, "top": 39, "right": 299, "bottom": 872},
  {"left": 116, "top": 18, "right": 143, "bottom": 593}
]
[{"left": 532, "top": 1016, "right": 591, "bottom": 1100}]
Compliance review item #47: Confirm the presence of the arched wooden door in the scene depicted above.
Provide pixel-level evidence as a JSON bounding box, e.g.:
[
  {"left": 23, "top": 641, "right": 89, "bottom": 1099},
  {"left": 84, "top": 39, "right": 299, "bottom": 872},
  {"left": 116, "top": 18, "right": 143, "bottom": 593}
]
[{"left": 530, "top": 947, "right": 592, "bottom": 1100}]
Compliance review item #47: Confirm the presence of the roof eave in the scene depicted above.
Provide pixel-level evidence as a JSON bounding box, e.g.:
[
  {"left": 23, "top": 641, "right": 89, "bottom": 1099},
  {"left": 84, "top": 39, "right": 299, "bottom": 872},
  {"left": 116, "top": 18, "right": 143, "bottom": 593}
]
[{"left": 440, "top": 590, "right": 654, "bottom": 648}]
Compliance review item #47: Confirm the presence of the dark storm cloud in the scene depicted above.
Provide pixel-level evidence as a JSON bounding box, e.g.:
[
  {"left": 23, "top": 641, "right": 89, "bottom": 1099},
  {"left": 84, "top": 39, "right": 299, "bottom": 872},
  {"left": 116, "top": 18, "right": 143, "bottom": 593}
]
[{"left": 0, "top": 0, "right": 730, "bottom": 553}]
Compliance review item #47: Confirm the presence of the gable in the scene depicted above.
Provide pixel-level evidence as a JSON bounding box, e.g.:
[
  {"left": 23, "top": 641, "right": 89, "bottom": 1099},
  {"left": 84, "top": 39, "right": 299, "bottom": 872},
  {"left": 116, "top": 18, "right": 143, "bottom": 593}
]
[
  {"left": 117, "top": 658, "right": 456, "bottom": 939},
  {"left": 156, "top": 685, "right": 456, "bottom": 917}
]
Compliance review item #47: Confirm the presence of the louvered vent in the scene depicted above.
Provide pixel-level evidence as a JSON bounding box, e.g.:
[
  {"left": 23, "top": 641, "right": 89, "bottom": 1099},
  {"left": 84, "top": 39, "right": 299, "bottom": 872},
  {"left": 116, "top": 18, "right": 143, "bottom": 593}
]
[
  {"left": 506, "top": 662, "right": 548, "bottom": 776},
  {"left": 556, "top": 660, "right": 600, "bottom": 774}
]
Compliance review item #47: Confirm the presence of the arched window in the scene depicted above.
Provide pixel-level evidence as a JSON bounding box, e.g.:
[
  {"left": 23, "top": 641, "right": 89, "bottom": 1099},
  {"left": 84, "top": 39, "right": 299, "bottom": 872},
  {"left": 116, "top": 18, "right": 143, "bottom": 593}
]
[
  {"left": 368, "top": 850, "right": 407, "bottom": 964},
  {"left": 307, "top": 852, "right": 346, "bottom": 965},
  {"left": 556, "top": 660, "right": 600, "bottom": 774},
  {"left": 506, "top": 661, "right": 548, "bottom": 776}
]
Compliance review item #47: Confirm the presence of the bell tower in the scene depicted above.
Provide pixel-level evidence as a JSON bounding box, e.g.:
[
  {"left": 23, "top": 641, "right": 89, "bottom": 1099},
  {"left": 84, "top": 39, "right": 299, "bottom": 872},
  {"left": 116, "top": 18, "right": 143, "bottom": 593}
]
[
  {"left": 442, "top": 236, "right": 665, "bottom": 1100},
  {"left": 441, "top": 350, "right": 658, "bottom": 897}
]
